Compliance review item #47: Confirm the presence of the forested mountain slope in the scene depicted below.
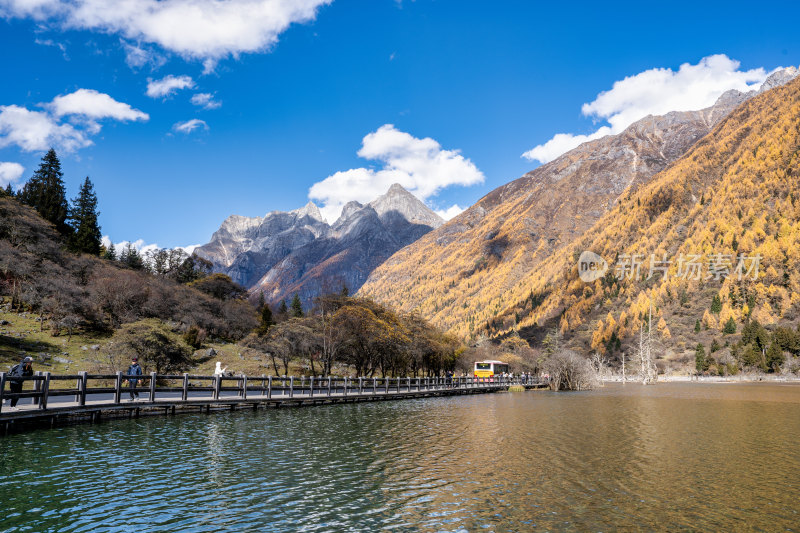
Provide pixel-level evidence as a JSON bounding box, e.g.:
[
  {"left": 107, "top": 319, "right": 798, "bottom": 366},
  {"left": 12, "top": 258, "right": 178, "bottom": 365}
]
[
  {"left": 360, "top": 68, "right": 798, "bottom": 340},
  {"left": 490, "top": 75, "right": 800, "bottom": 366}
]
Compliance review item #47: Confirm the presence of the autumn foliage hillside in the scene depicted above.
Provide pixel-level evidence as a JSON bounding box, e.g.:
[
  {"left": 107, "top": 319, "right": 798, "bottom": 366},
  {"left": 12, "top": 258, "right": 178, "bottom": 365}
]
[
  {"left": 491, "top": 76, "right": 800, "bottom": 367},
  {"left": 0, "top": 195, "right": 258, "bottom": 342},
  {"left": 359, "top": 80, "right": 767, "bottom": 340}
]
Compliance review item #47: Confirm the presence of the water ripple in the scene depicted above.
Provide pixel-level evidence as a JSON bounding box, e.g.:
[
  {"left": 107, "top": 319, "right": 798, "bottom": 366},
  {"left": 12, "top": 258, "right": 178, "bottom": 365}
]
[{"left": 1, "top": 383, "right": 799, "bottom": 531}]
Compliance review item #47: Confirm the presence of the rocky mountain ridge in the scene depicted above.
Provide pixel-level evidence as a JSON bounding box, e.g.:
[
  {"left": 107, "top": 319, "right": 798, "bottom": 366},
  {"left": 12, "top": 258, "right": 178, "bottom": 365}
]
[
  {"left": 194, "top": 184, "right": 444, "bottom": 308},
  {"left": 501, "top": 73, "right": 800, "bottom": 363},
  {"left": 359, "top": 67, "right": 800, "bottom": 339}
]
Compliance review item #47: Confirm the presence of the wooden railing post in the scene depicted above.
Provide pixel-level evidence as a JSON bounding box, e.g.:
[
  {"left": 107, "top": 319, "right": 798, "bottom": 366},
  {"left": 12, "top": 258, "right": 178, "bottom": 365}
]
[
  {"left": 182, "top": 373, "right": 189, "bottom": 401},
  {"left": 385, "top": 377, "right": 390, "bottom": 394},
  {"left": 261, "top": 375, "right": 266, "bottom": 397},
  {"left": 310, "top": 376, "right": 314, "bottom": 397},
  {"left": 372, "top": 377, "right": 377, "bottom": 395},
  {"left": 343, "top": 377, "right": 348, "bottom": 397},
  {"left": 267, "top": 375, "right": 272, "bottom": 399},
  {"left": 289, "top": 376, "right": 294, "bottom": 398},
  {"left": 241, "top": 375, "right": 247, "bottom": 399},
  {"left": 213, "top": 375, "right": 221, "bottom": 400},
  {"left": 74, "top": 373, "right": 81, "bottom": 404},
  {"left": 149, "top": 372, "right": 157, "bottom": 403},
  {"left": 327, "top": 376, "right": 332, "bottom": 397},
  {"left": 33, "top": 371, "right": 41, "bottom": 406},
  {"left": 78, "top": 371, "right": 88, "bottom": 406},
  {"left": 40, "top": 372, "right": 50, "bottom": 410},
  {"left": 0, "top": 372, "right": 6, "bottom": 414},
  {"left": 114, "top": 371, "right": 122, "bottom": 404},
  {"left": 358, "top": 377, "right": 363, "bottom": 395}
]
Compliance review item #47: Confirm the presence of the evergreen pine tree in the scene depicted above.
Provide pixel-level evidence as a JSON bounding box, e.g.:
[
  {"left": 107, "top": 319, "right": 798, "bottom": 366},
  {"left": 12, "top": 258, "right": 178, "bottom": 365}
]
[
  {"left": 277, "top": 299, "right": 288, "bottom": 317},
  {"left": 258, "top": 291, "right": 266, "bottom": 310},
  {"left": 723, "top": 317, "right": 737, "bottom": 334},
  {"left": 120, "top": 243, "right": 144, "bottom": 270},
  {"left": 103, "top": 243, "right": 117, "bottom": 261},
  {"left": 290, "top": 293, "right": 303, "bottom": 318},
  {"left": 694, "top": 319, "right": 701, "bottom": 333},
  {"left": 18, "top": 148, "right": 70, "bottom": 234},
  {"left": 695, "top": 343, "right": 707, "bottom": 373},
  {"left": 257, "top": 302, "right": 274, "bottom": 336},
  {"left": 765, "top": 341, "right": 784, "bottom": 372},
  {"left": 68, "top": 176, "right": 102, "bottom": 255},
  {"left": 710, "top": 294, "right": 722, "bottom": 314}
]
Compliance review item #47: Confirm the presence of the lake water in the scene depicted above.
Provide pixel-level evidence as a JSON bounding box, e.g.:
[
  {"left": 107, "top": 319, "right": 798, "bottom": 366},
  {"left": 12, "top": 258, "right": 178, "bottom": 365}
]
[{"left": 1, "top": 383, "right": 799, "bottom": 532}]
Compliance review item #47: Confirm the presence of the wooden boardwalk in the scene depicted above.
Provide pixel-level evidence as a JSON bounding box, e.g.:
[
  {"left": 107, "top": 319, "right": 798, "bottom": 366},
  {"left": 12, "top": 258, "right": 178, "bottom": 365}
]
[{"left": 0, "top": 372, "right": 546, "bottom": 433}]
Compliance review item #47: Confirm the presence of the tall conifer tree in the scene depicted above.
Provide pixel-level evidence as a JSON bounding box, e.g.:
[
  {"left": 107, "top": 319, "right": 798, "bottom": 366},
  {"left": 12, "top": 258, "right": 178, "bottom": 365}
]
[
  {"left": 68, "top": 176, "right": 102, "bottom": 255},
  {"left": 18, "top": 148, "right": 70, "bottom": 234},
  {"left": 290, "top": 293, "right": 304, "bottom": 318}
]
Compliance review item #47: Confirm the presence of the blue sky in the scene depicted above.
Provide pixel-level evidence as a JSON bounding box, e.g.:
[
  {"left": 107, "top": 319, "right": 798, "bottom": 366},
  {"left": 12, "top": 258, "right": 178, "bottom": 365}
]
[{"left": 1, "top": 0, "right": 799, "bottom": 249}]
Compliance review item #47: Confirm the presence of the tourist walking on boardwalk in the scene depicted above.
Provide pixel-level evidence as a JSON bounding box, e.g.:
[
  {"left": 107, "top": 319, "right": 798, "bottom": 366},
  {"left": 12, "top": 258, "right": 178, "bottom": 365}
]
[
  {"left": 213, "top": 361, "right": 228, "bottom": 377},
  {"left": 6, "top": 356, "right": 34, "bottom": 409},
  {"left": 127, "top": 357, "right": 142, "bottom": 401}
]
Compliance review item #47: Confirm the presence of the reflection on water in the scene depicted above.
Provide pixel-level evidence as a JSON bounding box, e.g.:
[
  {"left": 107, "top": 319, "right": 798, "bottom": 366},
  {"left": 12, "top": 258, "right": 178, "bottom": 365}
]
[{"left": 1, "top": 383, "right": 799, "bottom": 531}]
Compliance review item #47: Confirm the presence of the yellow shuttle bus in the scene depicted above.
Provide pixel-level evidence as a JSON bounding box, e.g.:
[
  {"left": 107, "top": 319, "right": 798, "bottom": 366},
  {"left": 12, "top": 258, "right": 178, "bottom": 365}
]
[{"left": 473, "top": 360, "right": 509, "bottom": 379}]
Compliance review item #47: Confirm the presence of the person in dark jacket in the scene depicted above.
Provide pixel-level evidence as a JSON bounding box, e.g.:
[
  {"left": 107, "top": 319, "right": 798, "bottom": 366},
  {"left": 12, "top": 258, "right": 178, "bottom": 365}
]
[
  {"left": 7, "top": 356, "right": 34, "bottom": 408},
  {"left": 127, "top": 357, "right": 143, "bottom": 401}
]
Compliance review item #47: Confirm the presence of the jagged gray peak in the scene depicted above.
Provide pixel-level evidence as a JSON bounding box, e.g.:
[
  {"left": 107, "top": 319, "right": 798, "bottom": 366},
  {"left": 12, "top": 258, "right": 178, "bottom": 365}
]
[
  {"left": 291, "top": 201, "right": 325, "bottom": 222},
  {"left": 194, "top": 204, "right": 329, "bottom": 287},
  {"left": 195, "top": 184, "right": 442, "bottom": 308},
  {"left": 337, "top": 200, "right": 364, "bottom": 222},
  {"left": 368, "top": 183, "right": 445, "bottom": 228},
  {"left": 759, "top": 66, "right": 799, "bottom": 92}
]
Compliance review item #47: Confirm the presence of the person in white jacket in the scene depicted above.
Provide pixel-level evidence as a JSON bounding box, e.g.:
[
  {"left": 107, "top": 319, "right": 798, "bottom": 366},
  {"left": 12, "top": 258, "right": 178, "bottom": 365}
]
[{"left": 213, "top": 361, "right": 228, "bottom": 376}]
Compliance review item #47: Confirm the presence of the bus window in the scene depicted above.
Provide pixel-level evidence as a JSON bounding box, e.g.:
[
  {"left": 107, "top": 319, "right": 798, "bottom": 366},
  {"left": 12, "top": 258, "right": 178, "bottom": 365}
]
[{"left": 476, "top": 362, "right": 491, "bottom": 370}]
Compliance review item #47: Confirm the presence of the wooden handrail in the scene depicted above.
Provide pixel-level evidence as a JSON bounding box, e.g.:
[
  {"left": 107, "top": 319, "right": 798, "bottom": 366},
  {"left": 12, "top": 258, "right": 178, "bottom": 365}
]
[{"left": 0, "top": 370, "right": 545, "bottom": 415}]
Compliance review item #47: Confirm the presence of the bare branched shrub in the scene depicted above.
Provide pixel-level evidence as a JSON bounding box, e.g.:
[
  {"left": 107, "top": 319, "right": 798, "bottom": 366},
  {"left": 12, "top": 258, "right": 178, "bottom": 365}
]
[{"left": 543, "top": 349, "right": 598, "bottom": 391}]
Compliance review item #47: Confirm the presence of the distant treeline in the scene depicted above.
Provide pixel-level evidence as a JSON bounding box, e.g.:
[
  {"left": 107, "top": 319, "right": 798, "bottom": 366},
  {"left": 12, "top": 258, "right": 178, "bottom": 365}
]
[{"left": 244, "top": 292, "right": 462, "bottom": 378}]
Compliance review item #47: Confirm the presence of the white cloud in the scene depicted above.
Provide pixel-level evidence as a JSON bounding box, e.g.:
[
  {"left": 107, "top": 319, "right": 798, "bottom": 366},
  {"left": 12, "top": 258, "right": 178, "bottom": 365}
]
[
  {"left": 309, "top": 124, "right": 484, "bottom": 222},
  {"left": 102, "top": 235, "right": 199, "bottom": 257},
  {"left": 146, "top": 74, "right": 195, "bottom": 98},
  {"left": 435, "top": 204, "right": 464, "bottom": 220},
  {"left": 2, "top": 0, "right": 332, "bottom": 63},
  {"left": 180, "top": 244, "right": 200, "bottom": 256},
  {"left": 122, "top": 40, "right": 166, "bottom": 70},
  {"left": 522, "top": 54, "right": 770, "bottom": 164},
  {"left": 0, "top": 89, "right": 146, "bottom": 152},
  {"left": 34, "top": 37, "right": 68, "bottom": 59},
  {"left": 173, "top": 118, "right": 208, "bottom": 134},
  {"left": 0, "top": 104, "right": 89, "bottom": 151},
  {"left": 190, "top": 92, "right": 221, "bottom": 109},
  {"left": 0, "top": 161, "right": 24, "bottom": 186},
  {"left": 102, "top": 236, "right": 161, "bottom": 256},
  {"left": 49, "top": 88, "right": 149, "bottom": 121}
]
